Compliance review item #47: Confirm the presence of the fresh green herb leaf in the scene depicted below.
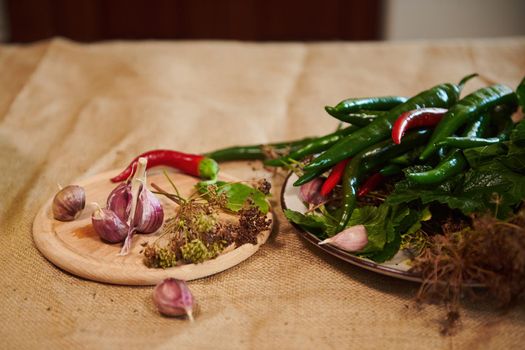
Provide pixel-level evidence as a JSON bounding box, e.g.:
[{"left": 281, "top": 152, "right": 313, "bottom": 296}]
[
  {"left": 517, "top": 77, "right": 525, "bottom": 110},
  {"left": 503, "top": 121, "right": 525, "bottom": 173},
  {"left": 510, "top": 120, "right": 525, "bottom": 145},
  {"left": 347, "top": 203, "right": 418, "bottom": 262},
  {"left": 463, "top": 143, "right": 507, "bottom": 168},
  {"left": 396, "top": 206, "right": 425, "bottom": 236},
  {"left": 197, "top": 181, "right": 269, "bottom": 214},
  {"left": 283, "top": 209, "right": 335, "bottom": 239},
  {"left": 500, "top": 153, "right": 525, "bottom": 174},
  {"left": 364, "top": 231, "right": 401, "bottom": 263},
  {"left": 346, "top": 204, "right": 390, "bottom": 254}
]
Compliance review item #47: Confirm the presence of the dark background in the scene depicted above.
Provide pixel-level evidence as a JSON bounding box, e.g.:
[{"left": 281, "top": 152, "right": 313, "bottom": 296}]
[{"left": 6, "top": 0, "right": 383, "bottom": 43}]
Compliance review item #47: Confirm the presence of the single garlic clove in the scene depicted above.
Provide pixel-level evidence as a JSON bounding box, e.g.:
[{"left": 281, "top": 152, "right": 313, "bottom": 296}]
[
  {"left": 106, "top": 182, "right": 132, "bottom": 222},
  {"left": 299, "top": 178, "right": 326, "bottom": 205},
  {"left": 319, "top": 224, "right": 368, "bottom": 252},
  {"left": 134, "top": 188, "right": 164, "bottom": 234},
  {"left": 153, "top": 278, "right": 195, "bottom": 321},
  {"left": 52, "top": 185, "right": 86, "bottom": 221},
  {"left": 91, "top": 206, "right": 129, "bottom": 243}
]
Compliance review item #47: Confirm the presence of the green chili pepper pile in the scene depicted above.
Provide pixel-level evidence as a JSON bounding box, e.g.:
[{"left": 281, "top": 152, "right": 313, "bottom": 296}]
[{"left": 206, "top": 74, "right": 525, "bottom": 264}]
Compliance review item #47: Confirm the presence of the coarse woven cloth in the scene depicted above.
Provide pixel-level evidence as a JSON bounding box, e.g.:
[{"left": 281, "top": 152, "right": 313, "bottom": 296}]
[{"left": 1, "top": 37, "right": 525, "bottom": 350}]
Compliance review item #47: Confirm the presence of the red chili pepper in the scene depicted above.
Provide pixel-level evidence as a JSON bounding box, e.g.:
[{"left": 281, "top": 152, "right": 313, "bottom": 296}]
[
  {"left": 110, "top": 149, "right": 219, "bottom": 183},
  {"left": 357, "top": 172, "right": 384, "bottom": 198},
  {"left": 391, "top": 108, "right": 447, "bottom": 144},
  {"left": 320, "top": 159, "right": 350, "bottom": 196}
]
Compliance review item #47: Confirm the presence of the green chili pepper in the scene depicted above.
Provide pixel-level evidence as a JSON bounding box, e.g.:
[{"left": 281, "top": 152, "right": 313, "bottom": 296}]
[
  {"left": 304, "top": 75, "right": 476, "bottom": 173},
  {"left": 292, "top": 167, "right": 328, "bottom": 187},
  {"left": 325, "top": 96, "right": 408, "bottom": 117},
  {"left": 389, "top": 146, "right": 425, "bottom": 166},
  {"left": 407, "top": 115, "right": 490, "bottom": 185},
  {"left": 419, "top": 84, "right": 518, "bottom": 160},
  {"left": 436, "top": 137, "right": 502, "bottom": 149},
  {"left": 264, "top": 125, "right": 359, "bottom": 167},
  {"left": 487, "top": 103, "right": 514, "bottom": 135},
  {"left": 325, "top": 110, "right": 385, "bottom": 127},
  {"left": 406, "top": 149, "right": 468, "bottom": 185},
  {"left": 205, "top": 137, "right": 315, "bottom": 162},
  {"left": 463, "top": 113, "right": 490, "bottom": 138},
  {"left": 379, "top": 164, "right": 402, "bottom": 176},
  {"left": 335, "top": 129, "right": 432, "bottom": 231}
]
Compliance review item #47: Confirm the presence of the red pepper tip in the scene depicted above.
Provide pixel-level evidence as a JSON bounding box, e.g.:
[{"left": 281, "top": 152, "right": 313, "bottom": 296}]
[{"left": 319, "top": 187, "right": 331, "bottom": 197}]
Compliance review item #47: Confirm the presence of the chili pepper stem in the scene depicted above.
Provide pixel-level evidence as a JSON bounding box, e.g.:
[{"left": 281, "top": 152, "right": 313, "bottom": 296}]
[
  {"left": 198, "top": 158, "right": 219, "bottom": 181},
  {"left": 458, "top": 73, "right": 478, "bottom": 90}
]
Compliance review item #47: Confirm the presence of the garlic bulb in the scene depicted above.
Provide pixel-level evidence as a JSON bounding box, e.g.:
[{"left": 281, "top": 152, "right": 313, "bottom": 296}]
[
  {"left": 52, "top": 185, "right": 86, "bottom": 221},
  {"left": 153, "top": 278, "right": 195, "bottom": 321},
  {"left": 299, "top": 178, "right": 326, "bottom": 206},
  {"left": 107, "top": 173, "right": 163, "bottom": 235},
  {"left": 134, "top": 188, "right": 164, "bottom": 233},
  {"left": 91, "top": 205, "right": 129, "bottom": 243},
  {"left": 116, "top": 158, "right": 164, "bottom": 256},
  {"left": 319, "top": 225, "right": 368, "bottom": 252}
]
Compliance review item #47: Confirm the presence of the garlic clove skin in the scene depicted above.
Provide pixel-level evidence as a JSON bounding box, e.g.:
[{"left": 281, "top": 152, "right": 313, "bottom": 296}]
[
  {"left": 52, "top": 185, "right": 86, "bottom": 221},
  {"left": 319, "top": 224, "right": 368, "bottom": 252},
  {"left": 91, "top": 206, "right": 129, "bottom": 243},
  {"left": 299, "top": 178, "right": 326, "bottom": 206},
  {"left": 153, "top": 278, "right": 195, "bottom": 321},
  {"left": 134, "top": 188, "right": 164, "bottom": 234},
  {"left": 106, "top": 182, "right": 132, "bottom": 222}
]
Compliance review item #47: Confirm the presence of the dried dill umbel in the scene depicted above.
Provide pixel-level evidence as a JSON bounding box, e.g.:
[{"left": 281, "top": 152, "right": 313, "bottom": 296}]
[
  {"left": 256, "top": 179, "right": 271, "bottom": 195},
  {"left": 410, "top": 208, "right": 525, "bottom": 335},
  {"left": 236, "top": 200, "right": 272, "bottom": 246},
  {"left": 144, "top": 179, "right": 271, "bottom": 268}
]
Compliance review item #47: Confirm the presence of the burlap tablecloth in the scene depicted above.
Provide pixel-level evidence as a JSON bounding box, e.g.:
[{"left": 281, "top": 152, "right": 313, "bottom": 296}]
[{"left": 1, "top": 37, "right": 525, "bottom": 349}]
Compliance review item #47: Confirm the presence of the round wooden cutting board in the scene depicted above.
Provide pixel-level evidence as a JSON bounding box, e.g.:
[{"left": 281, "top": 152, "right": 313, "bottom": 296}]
[{"left": 33, "top": 169, "right": 273, "bottom": 285}]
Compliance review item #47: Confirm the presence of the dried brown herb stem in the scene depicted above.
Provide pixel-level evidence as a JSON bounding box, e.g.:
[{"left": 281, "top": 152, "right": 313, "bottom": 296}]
[
  {"left": 151, "top": 183, "right": 184, "bottom": 205},
  {"left": 411, "top": 210, "right": 525, "bottom": 335}
]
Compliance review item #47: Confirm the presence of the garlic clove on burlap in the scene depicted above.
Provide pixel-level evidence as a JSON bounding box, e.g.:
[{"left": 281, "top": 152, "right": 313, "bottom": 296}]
[{"left": 153, "top": 278, "right": 195, "bottom": 321}]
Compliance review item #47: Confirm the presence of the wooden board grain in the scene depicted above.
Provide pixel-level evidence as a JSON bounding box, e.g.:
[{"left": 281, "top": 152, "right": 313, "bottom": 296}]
[{"left": 33, "top": 169, "right": 272, "bottom": 285}]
